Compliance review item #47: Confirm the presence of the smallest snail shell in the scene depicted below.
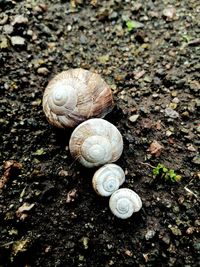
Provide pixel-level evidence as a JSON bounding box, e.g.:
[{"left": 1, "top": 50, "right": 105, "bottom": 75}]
[
  {"left": 109, "top": 188, "right": 142, "bottom": 219},
  {"left": 92, "top": 164, "right": 125, "bottom": 197}
]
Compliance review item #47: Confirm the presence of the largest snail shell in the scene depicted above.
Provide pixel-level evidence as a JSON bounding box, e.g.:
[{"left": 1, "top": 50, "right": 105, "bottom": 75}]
[
  {"left": 109, "top": 188, "right": 142, "bottom": 219},
  {"left": 69, "top": 118, "right": 123, "bottom": 168},
  {"left": 43, "top": 68, "right": 114, "bottom": 128}
]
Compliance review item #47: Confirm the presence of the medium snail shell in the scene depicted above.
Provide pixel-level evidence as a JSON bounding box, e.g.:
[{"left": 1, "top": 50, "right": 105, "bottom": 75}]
[
  {"left": 109, "top": 188, "right": 142, "bottom": 219},
  {"left": 92, "top": 164, "right": 125, "bottom": 196},
  {"left": 42, "top": 68, "right": 114, "bottom": 128},
  {"left": 69, "top": 118, "right": 123, "bottom": 168}
]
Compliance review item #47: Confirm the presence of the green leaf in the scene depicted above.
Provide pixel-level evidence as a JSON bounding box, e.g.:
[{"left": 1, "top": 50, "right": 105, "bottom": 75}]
[
  {"left": 126, "top": 20, "right": 143, "bottom": 31},
  {"left": 153, "top": 167, "right": 159, "bottom": 176},
  {"left": 168, "top": 169, "right": 176, "bottom": 181},
  {"left": 169, "top": 169, "right": 175, "bottom": 175},
  {"left": 163, "top": 167, "right": 168, "bottom": 173},
  {"left": 152, "top": 163, "right": 181, "bottom": 183},
  {"left": 157, "top": 163, "right": 164, "bottom": 169},
  {"left": 181, "top": 34, "right": 192, "bottom": 42},
  {"left": 33, "top": 148, "right": 46, "bottom": 156},
  {"left": 164, "top": 173, "right": 170, "bottom": 180}
]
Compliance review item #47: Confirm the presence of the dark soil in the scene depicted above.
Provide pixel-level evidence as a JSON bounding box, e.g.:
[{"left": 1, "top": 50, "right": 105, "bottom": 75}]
[{"left": 0, "top": 1, "right": 199, "bottom": 266}]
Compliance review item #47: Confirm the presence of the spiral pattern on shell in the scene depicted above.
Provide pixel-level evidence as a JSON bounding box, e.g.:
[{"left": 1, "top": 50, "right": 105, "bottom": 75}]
[
  {"left": 92, "top": 164, "right": 125, "bottom": 196},
  {"left": 69, "top": 118, "right": 123, "bottom": 168},
  {"left": 109, "top": 188, "right": 142, "bottom": 219},
  {"left": 42, "top": 68, "right": 114, "bottom": 128}
]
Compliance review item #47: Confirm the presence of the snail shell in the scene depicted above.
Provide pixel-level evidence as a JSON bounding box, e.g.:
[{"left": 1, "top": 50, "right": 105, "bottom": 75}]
[
  {"left": 92, "top": 164, "right": 125, "bottom": 196},
  {"left": 69, "top": 118, "right": 123, "bottom": 168},
  {"left": 42, "top": 68, "right": 114, "bottom": 128},
  {"left": 109, "top": 188, "right": 142, "bottom": 219}
]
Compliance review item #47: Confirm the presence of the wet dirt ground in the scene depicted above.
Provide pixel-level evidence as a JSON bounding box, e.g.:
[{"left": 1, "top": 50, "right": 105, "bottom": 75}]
[{"left": 0, "top": 0, "right": 199, "bottom": 266}]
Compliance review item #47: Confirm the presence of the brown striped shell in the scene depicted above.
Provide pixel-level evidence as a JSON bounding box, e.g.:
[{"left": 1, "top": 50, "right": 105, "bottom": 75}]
[{"left": 42, "top": 68, "right": 114, "bottom": 128}]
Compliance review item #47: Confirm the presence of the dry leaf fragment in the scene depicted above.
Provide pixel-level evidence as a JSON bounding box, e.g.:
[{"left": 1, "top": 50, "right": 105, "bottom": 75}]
[
  {"left": 142, "top": 118, "right": 153, "bottom": 129},
  {"left": 16, "top": 203, "right": 35, "bottom": 220},
  {"left": 148, "top": 140, "right": 164, "bottom": 157},
  {"left": 0, "top": 160, "right": 22, "bottom": 192},
  {"left": 155, "top": 120, "right": 162, "bottom": 130},
  {"left": 168, "top": 138, "right": 174, "bottom": 144},
  {"left": 66, "top": 189, "right": 78, "bottom": 203},
  {"left": 45, "top": 245, "right": 51, "bottom": 253},
  {"left": 186, "top": 227, "right": 195, "bottom": 235},
  {"left": 143, "top": 253, "right": 149, "bottom": 262},
  {"left": 124, "top": 249, "right": 133, "bottom": 257},
  {"left": 11, "top": 238, "right": 30, "bottom": 259}
]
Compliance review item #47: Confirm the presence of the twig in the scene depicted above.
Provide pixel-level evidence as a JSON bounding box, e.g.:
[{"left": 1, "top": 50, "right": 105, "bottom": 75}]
[
  {"left": 0, "top": 241, "right": 15, "bottom": 247},
  {"left": 139, "top": 162, "right": 155, "bottom": 168},
  {"left": 69, "top": 156, "right": 80, "bottom": 170},
  {"left": 188, "top": 38, "right": 200, "bottom": 46},
  {"left": 184, "top": 186, "right": 198, "bottom": 199}
]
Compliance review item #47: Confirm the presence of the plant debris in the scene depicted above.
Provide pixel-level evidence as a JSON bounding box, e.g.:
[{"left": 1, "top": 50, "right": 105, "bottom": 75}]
[
  {"left": 148, "top": 140, "right": 164, "bottom": 157},
  {"left": 0, "top": 160, "right": 22, "bottom": 192},
  {"left": 16, "top": 202, "right": 35, "bottom": 220}
]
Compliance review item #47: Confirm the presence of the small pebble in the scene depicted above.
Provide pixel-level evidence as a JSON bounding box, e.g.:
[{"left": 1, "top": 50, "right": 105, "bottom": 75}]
[
  {"left": 80, "top": 34, "right": 87, "bottom": 44},
  {"left": 171, "top": 91, "right": 177, "bottom": 97},
  {"left": 181, "top": 111, "right": 190, "bottom": 118},
  {"left": 11, "top": 36, "right": 25, "bottom": 46},
  {"left": 172, "top": 97, "right": 180, "bottom": 104},
  {"left": 152, "top": 93, "right": 159, "bottom": 98},
  {"left": 27, "top": 29, "right": 33, "bottom": 36},
  {"left": 192, "top": 155, "right": 200, "bottom": 165},
  {"left": 161, "top": 235, "right": 170, "bottom": 245},
  {"left": 195, "top": 99, "right": 200, "bottom": 107},
  {"left": 196, "top": 126, "right": 200, "bottom": 133},
  {"left": 67, "top": 25, "right": 72, "bottom": 31},
  {"left": 37, "top": 67, "right": 49, "bottom": 76},
  {"left": 129, "top": 114, "right": 139, "bottom": 122},
  {"left": 0, "top": 36, "right": 9, "bottom": 50},
  {"left": 154, "top": 106, "right": 160, "bottom": 112},
  {"left": 181, "top": 127, "right": 190, "bottom": 134},
  {"left": 12, "top": 15, "right": 28, "bottom": 26},
  {"left": 187, "top": 144, "right": 196, "bottom": 152},
  {"left": 163, "top": 6, "right": 177, "bottom": 21},
  {"left": 145, "top": 229, "right": 156, "bottom": 240},
  {"left": 166, "top": 130, "right": 173, "bottom": 137},
  {"left": 165, "top": 108, "right": 179, "bottom": 118},
  {"left": 3, "top": 24, "right": 14, "bottom": 35}
]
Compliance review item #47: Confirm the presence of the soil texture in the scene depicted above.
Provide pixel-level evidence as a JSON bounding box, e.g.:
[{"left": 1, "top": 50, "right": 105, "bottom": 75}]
[{"left": 0, "top": 1, "right": 200, "bottom": 266}]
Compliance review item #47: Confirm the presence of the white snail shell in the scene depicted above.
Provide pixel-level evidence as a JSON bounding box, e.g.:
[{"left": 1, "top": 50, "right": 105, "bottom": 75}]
[
  {"left": 92, "top": 164, "right": 125, "bottom": 196},
  {"left": 69, "top": 118, "right": 123, "bottom": 168},
  {"left": 42, "top": 68, "right": 114, "bottom": 128},
  {"left": 109, "top": 188, "right": 142, "bottom": 219}
]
